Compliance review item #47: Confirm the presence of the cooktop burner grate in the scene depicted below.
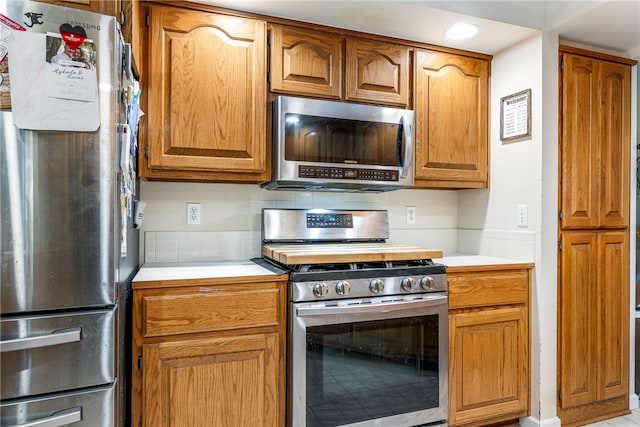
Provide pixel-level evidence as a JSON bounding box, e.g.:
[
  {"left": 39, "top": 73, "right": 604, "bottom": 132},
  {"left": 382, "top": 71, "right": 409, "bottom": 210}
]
[{"left": 288, "top": 258, "right": 437, "bottom": 273}]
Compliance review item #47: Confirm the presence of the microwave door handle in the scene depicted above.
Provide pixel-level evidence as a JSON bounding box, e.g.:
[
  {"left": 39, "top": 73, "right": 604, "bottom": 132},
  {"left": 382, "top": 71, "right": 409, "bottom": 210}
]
[{"left": 398, "top": 116, "right": 413, "bottom": 179}]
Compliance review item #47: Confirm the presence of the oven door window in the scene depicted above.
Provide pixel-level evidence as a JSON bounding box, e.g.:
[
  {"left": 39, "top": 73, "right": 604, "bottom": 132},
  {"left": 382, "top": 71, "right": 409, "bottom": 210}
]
[
  {"left": 284, "top": 113, "right": 403, "bottom": 167},
  {"left": 305, "top": 315, "right": 440, "bottom": 427}
]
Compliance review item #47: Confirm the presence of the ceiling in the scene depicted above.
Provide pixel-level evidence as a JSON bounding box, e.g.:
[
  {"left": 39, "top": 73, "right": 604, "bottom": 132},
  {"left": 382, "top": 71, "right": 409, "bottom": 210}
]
[{"left": 190, "top": 0, "right": 640, "bottom": 58}]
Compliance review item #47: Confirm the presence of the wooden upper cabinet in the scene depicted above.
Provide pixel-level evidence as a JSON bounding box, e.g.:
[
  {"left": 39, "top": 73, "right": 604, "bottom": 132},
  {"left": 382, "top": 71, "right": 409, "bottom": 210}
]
[
  {"left": 34, "top": 0, "right": 121, "bottom": 16},
  {"left": 560, "top": 51, "right": 631, "bottom": 229},
  {"left": 345, "top": 38, "right": 410, "bottom": 107},
  {"left": 414, "top": 49, "right": 489, "bottom": 188},
  {"left": 269, "top": 26, "right": 409, "bottom": 107},
  {"left": 270, "top": 25, "right": 343, "bottom": 99},
  {"left": 143, "top": 5, "right": 267, "bottom": 181}
]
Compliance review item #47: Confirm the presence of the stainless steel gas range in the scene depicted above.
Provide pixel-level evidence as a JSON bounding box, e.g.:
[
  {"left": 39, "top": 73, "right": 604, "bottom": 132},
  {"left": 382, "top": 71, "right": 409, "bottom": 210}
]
[{"left": 260, "top": 208, "right": 448, "bottom": 427}]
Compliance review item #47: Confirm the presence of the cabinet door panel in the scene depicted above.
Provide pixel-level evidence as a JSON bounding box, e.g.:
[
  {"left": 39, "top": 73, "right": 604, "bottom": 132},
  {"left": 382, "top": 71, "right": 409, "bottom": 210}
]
[
  {"left": 598, "top": 61, "right": 630, "bottom": 228},
  {"left": 414, "top": 49, "right": 488, "bottom": 186},
  {"left": 147, "top": 5, "right": 266, "bottom": 174},
  {"left": 561, "top": 54, "right": 598, "bottom": 228},
  {"left": 559, "top": 232, "right": 598, "bottom": 408},
  {"left": 449, "top": 306, "right": 528, "bottom": 425},
  {"left": 560, "top": 53, "right": 631, "bottom": 229},
  {"left": 597, "top": 232, "right": 629, "bottom": 400},
  {"left": 34, "top": 0, "right": 120, "bottom": 16},
  {"left": 270, "top": 25, "right": 343, "bottom": 98},
  {"left": 143, "top": 333, "right": 278, "bottom": 427},
  {"left": 345, "top": 38, "right": 409, "bottom": 106}
]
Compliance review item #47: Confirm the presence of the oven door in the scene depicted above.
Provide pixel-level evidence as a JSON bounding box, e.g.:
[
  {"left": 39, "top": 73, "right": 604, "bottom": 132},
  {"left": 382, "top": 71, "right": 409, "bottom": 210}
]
[{"left": 290, "top": 294, "right": 447, "bottom": 427}]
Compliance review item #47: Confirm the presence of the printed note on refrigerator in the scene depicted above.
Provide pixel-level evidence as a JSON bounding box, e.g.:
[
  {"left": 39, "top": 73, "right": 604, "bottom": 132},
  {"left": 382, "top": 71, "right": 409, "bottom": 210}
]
[
  {"left": 45, "top": 31, "right": 98, "bottom": 102},
  {"left": 8, "top": 28, "right": 100, "bottom": 131}
]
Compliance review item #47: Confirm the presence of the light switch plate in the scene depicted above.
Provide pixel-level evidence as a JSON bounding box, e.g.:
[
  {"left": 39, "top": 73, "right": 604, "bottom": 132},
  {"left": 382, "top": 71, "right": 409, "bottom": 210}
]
[{"left": 517, "top": 204, "right": 528, "bottom": 227}]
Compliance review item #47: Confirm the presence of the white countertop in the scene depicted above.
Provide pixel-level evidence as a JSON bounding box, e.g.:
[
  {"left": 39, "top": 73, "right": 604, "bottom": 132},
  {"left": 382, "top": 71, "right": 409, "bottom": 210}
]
[
  {"left": 434, "top": 255, "right": 533, "bottom": 268},
  {"left": 133, "top": 255, "right": 533, "bottom": 283},
  {"left": 133, "top": 260, "right": 285, "bottom": 283}
]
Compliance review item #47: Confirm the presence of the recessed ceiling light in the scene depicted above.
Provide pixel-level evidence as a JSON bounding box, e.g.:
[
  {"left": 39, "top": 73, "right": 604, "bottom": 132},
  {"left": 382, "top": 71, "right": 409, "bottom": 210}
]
[{"left": 445, "top": 23, "right": 479, "bottom": 40}]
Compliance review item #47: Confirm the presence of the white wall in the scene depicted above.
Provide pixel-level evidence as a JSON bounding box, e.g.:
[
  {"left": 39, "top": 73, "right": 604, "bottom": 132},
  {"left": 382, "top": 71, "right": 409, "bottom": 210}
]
[{"left": 457, "top": 32, "right": 560, "bottom": 426}]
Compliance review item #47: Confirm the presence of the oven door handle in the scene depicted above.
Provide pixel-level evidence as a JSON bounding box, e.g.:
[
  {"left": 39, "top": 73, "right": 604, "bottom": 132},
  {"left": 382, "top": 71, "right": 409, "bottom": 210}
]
[{"left": 295, "top": 294, "right": 447, "bottom": 317}]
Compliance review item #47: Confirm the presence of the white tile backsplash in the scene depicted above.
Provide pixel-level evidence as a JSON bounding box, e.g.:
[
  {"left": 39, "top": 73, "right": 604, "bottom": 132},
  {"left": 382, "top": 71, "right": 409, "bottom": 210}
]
[
  {"left": 146, "top": 230, "right": 262, "bottom": 263},
  {"left": 139, "top": 182, "right": 537, "bottom": 264}
]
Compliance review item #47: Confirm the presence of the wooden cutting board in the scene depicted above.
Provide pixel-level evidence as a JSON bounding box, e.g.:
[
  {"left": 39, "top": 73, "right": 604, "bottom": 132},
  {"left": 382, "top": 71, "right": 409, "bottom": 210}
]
[{"left": 262, "top": 243, "right": 443, "bottom": 265}]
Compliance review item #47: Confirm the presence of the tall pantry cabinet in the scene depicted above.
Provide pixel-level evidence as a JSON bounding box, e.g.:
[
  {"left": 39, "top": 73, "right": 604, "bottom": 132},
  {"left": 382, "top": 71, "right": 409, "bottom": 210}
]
[{"left": 557, "top": 45, "right": 636, "bottom": 427}]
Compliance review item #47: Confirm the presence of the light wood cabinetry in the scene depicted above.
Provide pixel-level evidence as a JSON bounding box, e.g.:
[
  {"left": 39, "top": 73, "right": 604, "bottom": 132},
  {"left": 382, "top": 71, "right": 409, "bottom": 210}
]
[
  {"left": 136, "top": 4, "right": 491, "bottom": 186},
  {"left": 559, "top": 232, "right": 629, "bottom": 411},
  {"left": 345, "top": 37, "right": 410, "bottom": 106},
  {"left": 557, "top": 45, "right": 635, "bottom": 426},
  {"left": 269, "top": 25, "right": 343, "bottom": 99},
  {"left": 34, "top": 0, "right": 122, "bottom": 17},
  {"left": 140, "top": 4, "right": 268, "bottom": 183},
  {"left": 447, "top": 266, "right": 531, "bottom": 427},
  {"left": 413, "top": 49, "right": 490, "bottom": 188},
  {"left": 131, "top": 275, "right": 288, "bottom": 427},
  {"left": 270, "top": 25, "right": 410, "bottom": 107},
  {"left": 560, "top": 49, "right": 631, "bottom": 229}
]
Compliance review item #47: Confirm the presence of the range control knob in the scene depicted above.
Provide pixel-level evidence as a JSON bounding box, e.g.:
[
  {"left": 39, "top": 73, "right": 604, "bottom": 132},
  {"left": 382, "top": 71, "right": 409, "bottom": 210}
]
[
  {"left": 335, "top": 281, "right": 351, "bottom": 296},
  {"left": 401, "top": 277, "right": 417, "bottom": 292},
  {"left": 313, "top": 282, "right": 330, "bottom": 297},
  {"left": 420, "top": 276, "right": 435, "bottom": 290},
  {"left": 369, "top": 278, "right": 385, "bottom": 294}
]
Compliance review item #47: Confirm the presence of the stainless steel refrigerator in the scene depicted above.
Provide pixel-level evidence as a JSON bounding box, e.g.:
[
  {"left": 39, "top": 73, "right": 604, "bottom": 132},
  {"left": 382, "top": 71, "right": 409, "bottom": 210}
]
[{"left": 0, "top": 1, "right": 139, "bottom": 426}]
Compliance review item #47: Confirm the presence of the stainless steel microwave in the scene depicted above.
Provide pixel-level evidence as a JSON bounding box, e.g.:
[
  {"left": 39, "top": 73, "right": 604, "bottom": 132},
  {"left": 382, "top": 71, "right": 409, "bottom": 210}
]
[{"left": 262, "top": 96, "right": 415, "bottom": 192}]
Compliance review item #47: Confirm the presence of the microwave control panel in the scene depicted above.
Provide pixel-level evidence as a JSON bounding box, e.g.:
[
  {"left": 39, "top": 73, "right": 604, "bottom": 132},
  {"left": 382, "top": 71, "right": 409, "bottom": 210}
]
[{"left": 298, "top": 165, "right": 399, "bottom": 182}]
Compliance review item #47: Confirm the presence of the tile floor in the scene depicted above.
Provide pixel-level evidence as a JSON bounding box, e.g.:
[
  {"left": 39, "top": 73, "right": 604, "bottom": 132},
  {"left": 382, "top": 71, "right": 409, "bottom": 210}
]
[{"left": 586, "top": 408, "right": 640, "bottom": 426}]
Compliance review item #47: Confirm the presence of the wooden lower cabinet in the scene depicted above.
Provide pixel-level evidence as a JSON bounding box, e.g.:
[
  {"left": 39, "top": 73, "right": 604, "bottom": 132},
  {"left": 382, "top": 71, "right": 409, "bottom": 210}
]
[
  {"left": 131, "top": 276, "right": 287, "bottom": 427},
  {"left": 447, "top": 266, "right": 532, "bottom": 426},
  {"left": 557, "top": 231, "right": 629, "bottom": 426},
  {"left": 143, "top": 333, "right": 279, "bottom": 427}
]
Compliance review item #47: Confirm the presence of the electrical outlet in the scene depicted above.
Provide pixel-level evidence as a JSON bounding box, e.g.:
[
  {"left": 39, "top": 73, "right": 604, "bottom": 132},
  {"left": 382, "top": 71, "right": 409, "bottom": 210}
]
[
  {"left": 517, "top": 204, "right": 528, "bottom": 227},
  {"left": 406, "top": 206, "right": 416, "bottom": 225},
  {"left": 187, "top": 203, "right": 201, "bottom": 225}
]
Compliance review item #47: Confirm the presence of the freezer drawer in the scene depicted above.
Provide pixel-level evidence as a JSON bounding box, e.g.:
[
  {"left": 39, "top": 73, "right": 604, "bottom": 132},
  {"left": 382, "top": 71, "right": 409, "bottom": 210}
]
[
  {"left": 0, "top": 309, "right": 115, "bottom": 400},
  {"left": 1, "top": 383, "right": 114, "bottom": 427}
]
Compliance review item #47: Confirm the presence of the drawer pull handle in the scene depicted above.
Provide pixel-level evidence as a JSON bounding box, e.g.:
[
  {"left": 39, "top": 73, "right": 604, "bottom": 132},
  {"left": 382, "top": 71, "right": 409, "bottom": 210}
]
[
  {"left": 0, "top": 327, "right": 81, "bottom": 353},
  {"left": 198, "top": 287, "right": 225, "bottom": 293},
  {"left": 9, "top": 407, "right": 81, "bottom": 427}
]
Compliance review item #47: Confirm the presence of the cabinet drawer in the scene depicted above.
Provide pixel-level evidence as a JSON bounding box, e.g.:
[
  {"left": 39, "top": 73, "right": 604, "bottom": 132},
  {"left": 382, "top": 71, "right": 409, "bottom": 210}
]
[
  {"left": 141, "top": 287, "right": 280, "bottom": 337},
  {"left": 448, "top": 270, "right": 529, "bottom": 309}
]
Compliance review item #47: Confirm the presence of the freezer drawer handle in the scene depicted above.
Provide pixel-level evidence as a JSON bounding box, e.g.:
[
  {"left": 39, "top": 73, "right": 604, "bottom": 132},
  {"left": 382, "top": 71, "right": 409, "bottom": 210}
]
[
  {"left": 9, "top": 407, "right": 82, "bottom": 427},
  {"left": 0, "top": 327, "right": 81, "bottom": 353}
]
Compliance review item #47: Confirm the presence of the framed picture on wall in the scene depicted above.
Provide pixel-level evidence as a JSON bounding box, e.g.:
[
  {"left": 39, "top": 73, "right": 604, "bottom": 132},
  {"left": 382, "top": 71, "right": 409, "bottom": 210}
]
[{"left": 500, "top": 89, "right": 531, "bottom": 141}]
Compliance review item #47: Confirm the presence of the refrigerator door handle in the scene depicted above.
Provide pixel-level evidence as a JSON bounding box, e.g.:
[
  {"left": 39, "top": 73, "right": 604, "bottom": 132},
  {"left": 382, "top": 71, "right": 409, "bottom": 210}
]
[
  {"left": 8, "top": 407, "right": 82, "bottom": 427},
  {"left": 0, "top": 327, "right": 81, "bottom": 353}
]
